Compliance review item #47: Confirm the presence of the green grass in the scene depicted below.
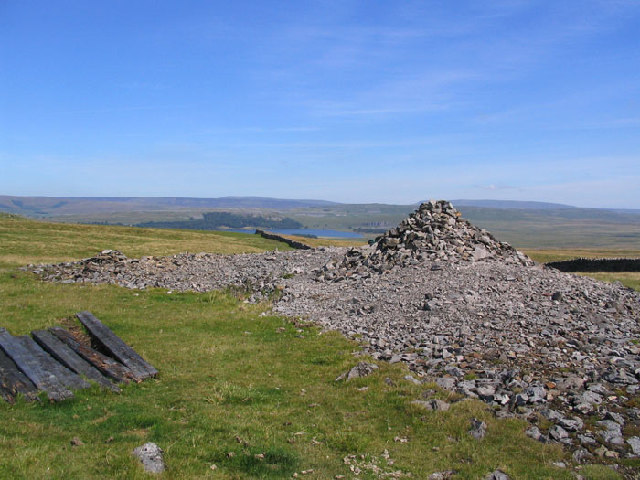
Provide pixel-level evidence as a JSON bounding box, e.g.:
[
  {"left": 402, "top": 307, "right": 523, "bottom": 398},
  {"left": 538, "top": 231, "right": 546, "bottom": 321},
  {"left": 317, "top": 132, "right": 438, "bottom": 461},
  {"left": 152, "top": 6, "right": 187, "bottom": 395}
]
[
  {"left": 525, "top": 249, "right": 640, "bottom": 264},
  {"left": 525, "top": 249, "right": 640, "bottom": 291},
  {"left": 18, "top": 198, "right": 640, "bottom": 250},
  {"left": 0, "top": 213, "right": 292, "bottom": 269},
  {"left": 0, "top": 215, "right": 629, "bottom": 478},
  {"left": 575, "top": 272, "right": 640, "bottom": 292}
]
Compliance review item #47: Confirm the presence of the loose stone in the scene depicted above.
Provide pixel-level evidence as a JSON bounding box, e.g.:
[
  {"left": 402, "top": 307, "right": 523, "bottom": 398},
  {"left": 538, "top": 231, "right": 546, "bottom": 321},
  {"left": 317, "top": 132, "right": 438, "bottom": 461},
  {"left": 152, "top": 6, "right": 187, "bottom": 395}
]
[{"left": 29, "top": 200, "right": 640, "bottom": 458}]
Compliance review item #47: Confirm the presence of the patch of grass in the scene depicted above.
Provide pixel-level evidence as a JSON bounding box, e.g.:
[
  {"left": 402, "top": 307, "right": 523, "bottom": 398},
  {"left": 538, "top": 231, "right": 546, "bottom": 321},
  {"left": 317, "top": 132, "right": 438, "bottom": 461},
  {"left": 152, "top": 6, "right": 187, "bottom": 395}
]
[
  {"left": 0, "top": 214, "right": 292, "bottom": 269},
  {"left": 524, "top": 249, "right": 640, "bottom": 291},
  {"left": 579, "top": 464, "right": 624, "bottom": 480},
  {"left": 0, "top": 215, "right": 609, "bottom": 478},
  {"left": 575, "top": 272, "right": 640, "bottom": 292},
  {"left": 525, "top": 249, "right": 640, "bottom": 264},
  {"left": 219, "top": 446, "right": 299, "bottom": 478}
]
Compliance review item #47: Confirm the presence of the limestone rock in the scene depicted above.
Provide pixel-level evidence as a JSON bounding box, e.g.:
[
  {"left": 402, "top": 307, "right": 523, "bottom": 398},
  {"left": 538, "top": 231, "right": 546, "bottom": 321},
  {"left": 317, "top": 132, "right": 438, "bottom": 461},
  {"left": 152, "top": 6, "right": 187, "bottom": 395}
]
[
  {"left": 485, "top": 470, "right": 510, "bottom": 480},
  {"left": 627, "top": 436, "right": 640, "bottom": 456},
  {"left": 336, "top": 362, "right": 378, "bottom": 381},
  {"left": 132, "top": 442, "right": 166, "bottom": 474},
  {"left": 596, "top": 420, "right": 624, "bottom": 445},
  {"left": 469, "top": 418, "right": 487, "bottom": 440},
  {"left": 411, "top": 399, "right": 450, "bottom": 411},
  {"left": 429, "top": 471, "right": 456, "bottom": 480}
]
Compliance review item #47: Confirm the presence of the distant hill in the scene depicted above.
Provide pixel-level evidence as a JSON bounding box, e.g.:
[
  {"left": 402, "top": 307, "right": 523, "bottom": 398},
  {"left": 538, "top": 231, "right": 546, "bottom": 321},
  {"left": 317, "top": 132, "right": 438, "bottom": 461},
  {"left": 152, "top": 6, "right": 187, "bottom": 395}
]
[
  {"left": 0, "top": 195, "right": 341, "bottom": 217},
  {"left": 136, "top": 211, "right": 303, "bottom": 231},
  {"left": 2, "top": 194, "right": 639, "bottom": 249},
  {"left": 449, "top": 199, "right": 575, "bottom": 209}
]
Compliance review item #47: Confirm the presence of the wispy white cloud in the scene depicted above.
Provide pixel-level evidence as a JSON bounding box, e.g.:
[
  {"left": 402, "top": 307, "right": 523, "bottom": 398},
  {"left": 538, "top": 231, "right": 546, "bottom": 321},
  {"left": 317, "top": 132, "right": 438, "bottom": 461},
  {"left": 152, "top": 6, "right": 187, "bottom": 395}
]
[
  {"left": 248, "top": 1, "right": 640, "bottom": 123},
  {"left": 192, "top": 126, "right": 322, "bottom": 136},
  {"left": 293, "top": 69, "right": 479, "bottom": 118},
  {"left": 514, "top": 176, "right": 640, "bottom": 208},
  {"left": 477, "top": 184, "right": 521, "bottom": 192},
  {"left": 572, "top": 117, "right": 640, "bottom": 129},
  {"left": 47, "top": 104, "right": 191, "bottom": 116},
  {"left": 118, "top": 81, "right": 167, "bottom": 90},
  {"left": 2, "top": 1, "right": 639, "bottom": 207}
]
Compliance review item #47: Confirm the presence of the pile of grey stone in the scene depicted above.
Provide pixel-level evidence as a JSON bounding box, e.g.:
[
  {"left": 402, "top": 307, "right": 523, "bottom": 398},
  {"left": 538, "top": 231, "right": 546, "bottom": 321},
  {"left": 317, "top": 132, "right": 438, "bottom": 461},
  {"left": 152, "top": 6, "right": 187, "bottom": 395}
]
[
  {"left": 27, "top": 201, "right": 640, "bottom": 463},
  {"left": 27, "top": 248, "right": 337, "bottom": 301},
  {"left": 317, "top": 200, "right": 531, "bottom": 282}
]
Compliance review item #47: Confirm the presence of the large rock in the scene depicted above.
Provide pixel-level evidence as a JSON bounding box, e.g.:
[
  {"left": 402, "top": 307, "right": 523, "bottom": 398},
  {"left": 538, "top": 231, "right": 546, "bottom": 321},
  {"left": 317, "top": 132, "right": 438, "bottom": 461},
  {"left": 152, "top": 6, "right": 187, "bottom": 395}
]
[
  {"left": 132, "top": 442, "right": 166, "bottom": 474},
  {"left": 596, "top": 420, "right": 624, "bottom": 445},
  {"left": 469, "top": 418, "right": 487, "bottom": 440},
  {"left": 336, "top": 362, "right": 379, "bottom": 381},
  {"left": 627, "top": 436, "right": 640, "bottom": 456},
  {"left": 485, "top": 470, "right": 510, "bottom": 480}
]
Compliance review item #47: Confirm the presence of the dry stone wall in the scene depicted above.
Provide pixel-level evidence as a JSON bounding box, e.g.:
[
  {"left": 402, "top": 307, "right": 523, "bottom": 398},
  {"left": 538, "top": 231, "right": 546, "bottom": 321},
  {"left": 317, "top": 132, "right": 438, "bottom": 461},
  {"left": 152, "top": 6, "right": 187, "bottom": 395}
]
[{"left": 547, "top": 258, "right": 640, "bottom": 273}]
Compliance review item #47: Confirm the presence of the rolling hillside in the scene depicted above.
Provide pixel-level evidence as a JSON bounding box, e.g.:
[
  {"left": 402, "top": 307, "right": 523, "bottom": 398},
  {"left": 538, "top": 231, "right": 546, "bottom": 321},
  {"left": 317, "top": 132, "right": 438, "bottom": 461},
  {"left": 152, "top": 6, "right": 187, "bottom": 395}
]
[{"left": 2, "top": 195, "right": 639, "bottom": 249}]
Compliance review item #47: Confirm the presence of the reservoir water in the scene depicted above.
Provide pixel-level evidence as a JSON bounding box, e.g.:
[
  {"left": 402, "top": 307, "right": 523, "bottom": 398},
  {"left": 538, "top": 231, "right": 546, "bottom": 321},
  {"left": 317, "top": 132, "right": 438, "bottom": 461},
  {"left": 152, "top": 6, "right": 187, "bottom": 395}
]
[
  {"left": 272, "top": 228, "right": 362, "bottom": 238},
  {"left": 221, "top": 228, "right": 363, "bottom": 238}
]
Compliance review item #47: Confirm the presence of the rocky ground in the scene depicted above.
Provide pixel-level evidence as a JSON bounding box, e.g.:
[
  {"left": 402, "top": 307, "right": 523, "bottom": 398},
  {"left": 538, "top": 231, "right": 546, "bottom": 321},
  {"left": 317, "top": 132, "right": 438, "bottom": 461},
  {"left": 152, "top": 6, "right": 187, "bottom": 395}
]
[{"left": 27, "top": 201, "right": 640, "bottom": 468}]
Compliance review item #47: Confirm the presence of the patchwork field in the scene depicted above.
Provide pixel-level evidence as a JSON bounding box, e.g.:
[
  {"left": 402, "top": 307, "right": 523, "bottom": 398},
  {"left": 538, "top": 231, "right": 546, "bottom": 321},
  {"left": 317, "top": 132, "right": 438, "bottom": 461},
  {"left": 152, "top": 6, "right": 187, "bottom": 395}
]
[{"left": 0, "top": 214, "right": 637, "bottom": 479}]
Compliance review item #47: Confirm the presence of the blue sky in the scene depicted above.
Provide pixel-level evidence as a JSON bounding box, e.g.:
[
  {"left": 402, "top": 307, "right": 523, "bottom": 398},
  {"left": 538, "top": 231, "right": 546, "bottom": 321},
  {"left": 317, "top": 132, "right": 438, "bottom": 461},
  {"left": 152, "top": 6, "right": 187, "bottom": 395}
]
[{"left": 1, "top": 1, "right": 639, "bottom": 207}]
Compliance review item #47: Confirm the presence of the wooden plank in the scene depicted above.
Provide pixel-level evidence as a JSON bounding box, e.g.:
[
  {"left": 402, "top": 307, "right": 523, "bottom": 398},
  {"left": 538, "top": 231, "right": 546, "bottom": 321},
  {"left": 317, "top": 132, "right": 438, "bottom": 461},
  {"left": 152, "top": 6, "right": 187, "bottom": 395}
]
[
  {"left": 49, "top": 326, "right": 134, "bottom": 384},
  {"left": 32, "top": 329, "right": 120, "bottom": 393},
  {"left": 0, "top": 348, "right": 37, "bottom": 403},
  {"left": 76, "top": 311, "right": 158, "bottom": 381},
  {"left": 0, "top": 328, "right": 77, "bottom": 401},
  {"left": 14, "top": 336, "right": 90, "bottom": 391}
]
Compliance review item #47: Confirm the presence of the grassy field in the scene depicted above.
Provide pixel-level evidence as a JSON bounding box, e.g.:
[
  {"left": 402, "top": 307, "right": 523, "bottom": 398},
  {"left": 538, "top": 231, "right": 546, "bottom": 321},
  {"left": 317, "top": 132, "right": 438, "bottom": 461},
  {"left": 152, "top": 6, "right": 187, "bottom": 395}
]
[
  {"left": 574, "top": 272, "right": 640, "bottom": 292},
  {"left": 524, "top": 249, "right": 640, "bottom": 263},
  {"left": 525, "top": 249, "right": 640, "bottom": 291},
  {"left": 0, "top": 213, "right": 292, "bottom": 269},
  {"left": 0, "top": 214, "right": 634, "bottom": 479},
  {"left": 38, "top": 202, "right": 640, "bottom": 251}
]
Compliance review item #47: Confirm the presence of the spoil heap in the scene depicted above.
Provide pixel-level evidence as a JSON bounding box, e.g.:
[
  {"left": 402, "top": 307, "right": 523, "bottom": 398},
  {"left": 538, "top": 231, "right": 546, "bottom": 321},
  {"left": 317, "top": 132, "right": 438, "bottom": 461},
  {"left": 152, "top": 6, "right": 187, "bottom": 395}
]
[
  {"left": 27, "top": 201, "right": 640, "bottom": 462},
  {"left": 318, "top": 200, "right": 531, "bottom": 282}
]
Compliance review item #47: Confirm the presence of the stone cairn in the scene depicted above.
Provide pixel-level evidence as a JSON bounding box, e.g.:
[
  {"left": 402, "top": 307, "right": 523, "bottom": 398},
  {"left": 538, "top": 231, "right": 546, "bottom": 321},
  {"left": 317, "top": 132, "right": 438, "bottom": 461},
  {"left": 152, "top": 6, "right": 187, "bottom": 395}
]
[
  {"left": 26, "top": 202, "right": 640, "bottom": 465},
  {"left": 318, "top": 200, "right": 532, "bottom": 281}
]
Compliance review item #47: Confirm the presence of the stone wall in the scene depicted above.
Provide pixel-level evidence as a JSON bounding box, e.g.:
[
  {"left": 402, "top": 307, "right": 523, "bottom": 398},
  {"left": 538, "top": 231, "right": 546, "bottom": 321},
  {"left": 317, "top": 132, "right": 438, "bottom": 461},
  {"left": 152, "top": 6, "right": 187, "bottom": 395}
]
[
  {"left": 255, "top": 229, "right": 311, "bottom": 250},
  {"left": 546, "top": 258, "right": 640, "bottom": 272}
]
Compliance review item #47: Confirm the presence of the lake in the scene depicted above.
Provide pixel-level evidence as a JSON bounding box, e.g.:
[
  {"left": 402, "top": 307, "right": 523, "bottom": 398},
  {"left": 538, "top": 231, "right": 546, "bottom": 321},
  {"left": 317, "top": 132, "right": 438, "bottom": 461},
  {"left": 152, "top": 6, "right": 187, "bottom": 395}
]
[
  {"left": 221, "top": 228, "right": 363, "bottom": 238},
  {"left": 272, "top": 228, "right": 363, "bottom": 238}
]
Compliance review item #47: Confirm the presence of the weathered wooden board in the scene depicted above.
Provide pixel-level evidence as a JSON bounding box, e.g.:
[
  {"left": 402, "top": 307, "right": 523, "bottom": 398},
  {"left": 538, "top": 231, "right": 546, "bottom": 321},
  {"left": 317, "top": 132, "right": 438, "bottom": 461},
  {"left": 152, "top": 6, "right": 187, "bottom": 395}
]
[
  {"left": 0, "top": 328, "right": 82, "bottom": 401},
  {"left": 0, "top": 348, "right": 37, "bottom": 403},
  {"left": 76, "top": 311, "right": 158, "bottom": 381},
  {"left": 14, "top": 336, "right": 90, "bottom": 391},
  {"left": 32, "top": 329, "right": 120, "bottom": 393},
  {"left": 49, "top": 326, "right": 134, "bottom": 384}
]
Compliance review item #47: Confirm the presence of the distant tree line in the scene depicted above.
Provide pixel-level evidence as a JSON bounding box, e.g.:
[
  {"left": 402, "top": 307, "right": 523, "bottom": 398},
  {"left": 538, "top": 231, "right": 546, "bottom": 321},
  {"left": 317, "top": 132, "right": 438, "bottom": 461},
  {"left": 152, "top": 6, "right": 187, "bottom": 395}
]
[
  {"left": 85, "top": 221, "right": 125, "bottom": 226},
  {"left": 136, "top": 211, "right": 303, "bottom": 231}
]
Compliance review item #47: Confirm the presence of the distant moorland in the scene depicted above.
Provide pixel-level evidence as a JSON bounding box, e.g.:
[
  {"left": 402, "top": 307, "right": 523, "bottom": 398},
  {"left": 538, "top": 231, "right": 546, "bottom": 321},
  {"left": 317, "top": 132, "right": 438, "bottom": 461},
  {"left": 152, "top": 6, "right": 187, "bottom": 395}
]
[
  {"left": 2, "top": 195, "right": 639, "bottom": 249},
  {"left": 136, "top": 211, "right": 303, "bottom": 231}
]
